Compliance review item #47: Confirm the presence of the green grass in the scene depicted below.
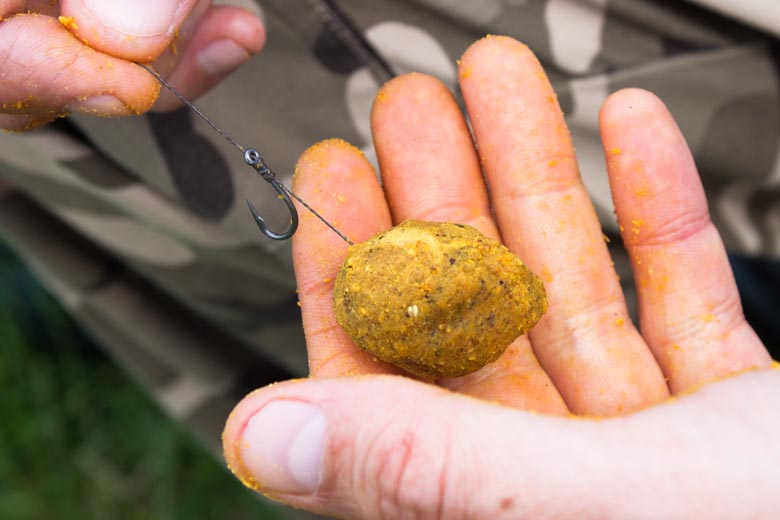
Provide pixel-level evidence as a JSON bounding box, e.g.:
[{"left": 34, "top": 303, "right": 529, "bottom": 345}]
[{"left": 0, "top": 242, "right": 285, "bottom": 520}]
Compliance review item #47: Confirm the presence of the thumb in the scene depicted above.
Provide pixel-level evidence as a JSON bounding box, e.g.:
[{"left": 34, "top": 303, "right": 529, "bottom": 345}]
[
  {"left": 223, "top": 372, "right": 780, "bottom": 519},
  {"left": 222, "top": 376, "right": 607, "bottom": 519},
  {"left": 59, "top": 0, "right": 201, "bottom": 62}
]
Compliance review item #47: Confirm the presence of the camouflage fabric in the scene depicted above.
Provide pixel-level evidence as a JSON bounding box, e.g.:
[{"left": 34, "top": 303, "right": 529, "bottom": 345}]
[{"left": 1, "top": 0, "right": 779, "bottom": 477}]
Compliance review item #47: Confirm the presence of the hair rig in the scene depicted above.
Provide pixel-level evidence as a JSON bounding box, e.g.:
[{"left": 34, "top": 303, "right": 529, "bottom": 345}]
[{"left": 139, "top": 64, "right": 353, "bottom": 245}]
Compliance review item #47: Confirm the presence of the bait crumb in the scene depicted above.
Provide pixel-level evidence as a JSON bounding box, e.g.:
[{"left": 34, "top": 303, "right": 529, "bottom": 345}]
[
  {"left": 170, "top": 30, "right": 180, "bottom": 55},
  {"left": 631, "top": 219, "right": 644, "bottom": 235},
  {"left": 58, "top": 16, "right": 78, "bottom": 30},
  {"left": 333, "top": 220, "right": 547, "bottom": 379}
]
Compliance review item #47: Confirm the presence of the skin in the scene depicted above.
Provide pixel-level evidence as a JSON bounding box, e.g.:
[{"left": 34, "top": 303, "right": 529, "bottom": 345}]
[
  {"left": 223, "top": 37, "right": 778, "bottom": 519},
  {"left": 3, "top": 8, "right": 775, "bottom": 515},
  {"left": 0, "top": 0, "right": 265, "bottom": 130}
]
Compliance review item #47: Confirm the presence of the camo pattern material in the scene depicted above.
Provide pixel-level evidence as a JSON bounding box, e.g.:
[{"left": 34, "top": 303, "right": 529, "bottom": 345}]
[{"left": 1, "top": 0, "right": 779, "bottom": 469}]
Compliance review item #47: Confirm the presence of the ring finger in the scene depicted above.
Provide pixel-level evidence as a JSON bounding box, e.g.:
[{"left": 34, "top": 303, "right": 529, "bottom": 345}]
[{"left": 459, "top": 36, "right": 668, "bottom": 415}]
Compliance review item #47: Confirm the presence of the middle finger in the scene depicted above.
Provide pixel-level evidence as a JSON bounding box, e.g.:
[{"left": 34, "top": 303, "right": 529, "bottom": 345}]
[{"left": 370, "top": 73, "right": 567, "bottom": 414}]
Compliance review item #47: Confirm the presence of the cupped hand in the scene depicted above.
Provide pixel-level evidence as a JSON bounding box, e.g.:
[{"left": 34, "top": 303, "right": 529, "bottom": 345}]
[
  {"left": 223, "top": 36, "right": 778, "bottom": 519},
  {"left": 0, "top": 0, "right": 264, "bottom": 131}
]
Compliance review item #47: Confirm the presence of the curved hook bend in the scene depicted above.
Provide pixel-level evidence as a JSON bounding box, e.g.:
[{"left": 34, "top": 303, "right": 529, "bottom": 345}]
[{"left": 244, "top": 148, "right": 299, "bottom": 240}]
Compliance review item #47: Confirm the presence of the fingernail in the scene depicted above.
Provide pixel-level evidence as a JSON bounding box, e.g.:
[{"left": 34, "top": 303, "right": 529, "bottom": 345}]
[
  {"left": 240, "top": 400, "right": 326, "bottom": 494},
  {"left": 82, "top": 0, "right": 180, "bottom": 36},
  {"left": 65, "top": 95, "right": 129, "bottom": 115},
  {"left": 197, "top": 39, "right": 250, "bottom": 77}
]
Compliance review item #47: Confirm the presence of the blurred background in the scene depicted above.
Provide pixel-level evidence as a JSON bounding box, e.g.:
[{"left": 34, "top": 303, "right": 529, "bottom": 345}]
[{"left": 0, "top": 240, "right": 288, "bottom": 520}]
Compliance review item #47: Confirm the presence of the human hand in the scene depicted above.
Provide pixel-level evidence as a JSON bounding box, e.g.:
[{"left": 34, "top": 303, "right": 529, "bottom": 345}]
[
  {"left": 0, "top": 0, "right": 264, "bottom": 131},
  {"left": 222, "top": 36, "right": 778, "bottom": 518}
]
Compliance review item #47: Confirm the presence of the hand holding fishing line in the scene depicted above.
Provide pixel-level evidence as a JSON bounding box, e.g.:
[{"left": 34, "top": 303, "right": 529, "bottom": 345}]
[
  {"left": 222, "top": 37, "right": 779, "bottom": 519},
  {"left": 0, "top": 0, "right": 263, "bottom": 130}
]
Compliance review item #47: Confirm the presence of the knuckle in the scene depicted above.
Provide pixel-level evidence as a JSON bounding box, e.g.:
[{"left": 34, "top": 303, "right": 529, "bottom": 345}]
[
  {"left": 496, "top": 148, "right": 580, "bottom": 201},
  {"left": 632, "top": 202, "right": 711, "bottom": 248},
  {"left": 358, "top": 420, "right": 457, "bottom": 519}
]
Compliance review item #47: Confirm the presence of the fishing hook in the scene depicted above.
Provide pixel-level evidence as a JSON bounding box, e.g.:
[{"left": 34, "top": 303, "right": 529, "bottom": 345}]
[
  {"left": 243, "top": 148, "right": 299, "bottom": 240},
  {"left": 138, "top": 63, "right": 352, "bottom": 243}
]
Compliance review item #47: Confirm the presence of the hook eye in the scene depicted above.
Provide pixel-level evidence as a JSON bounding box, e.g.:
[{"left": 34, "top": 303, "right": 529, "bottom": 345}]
[{"left": 244, "top": 148, "right": 261, "bottom": 167}]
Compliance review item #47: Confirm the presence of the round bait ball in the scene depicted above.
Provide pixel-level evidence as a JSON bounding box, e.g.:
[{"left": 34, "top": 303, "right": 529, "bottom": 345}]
[{"left": 333, "top": 220, "right": 547, "bottom": 379}]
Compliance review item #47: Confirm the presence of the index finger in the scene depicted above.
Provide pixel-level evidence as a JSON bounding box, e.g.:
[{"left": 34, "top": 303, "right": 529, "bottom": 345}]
[
  {"left": 0, "top": 15, "right": 159, "bottom": 118},
  {"left": 291, "top": 139, "right": 400, "bottom": 377}
]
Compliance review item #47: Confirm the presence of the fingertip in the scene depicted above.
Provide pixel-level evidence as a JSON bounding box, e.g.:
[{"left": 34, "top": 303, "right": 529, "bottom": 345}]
[
  {"left": 599, "top": 88, "right": 668, "bottom": 131},
  {"left": 460, "top": 34, "right": 530, "bottom": 62},
  {"left": 459, "top": 35, "right": 535, "bottom": 77},
  {"left": 371, "top": 73, "right": 406, "bottom": 117},
  {"left": 371, "top": 73, "right": 451, "bottom": 131},
  {"left": 150, "top": 5, "right": 266, "bottom": 111},
  {"left": 222, "top": 380, "right": 310, "bottom": 494},
  {"left": 186, "top": 5, "right": 266, "bottom": 73},
  {"left": 67, "top": 61, "right": 161, "bottom": 117},
  {"left": 225, "top": 7, "right": 266, "bottom": 54},
  {"left": 599, "top": 88, "right": 692, "bottom": 195},
  {"left": 128, "top": 73, "right": 162, "bottom": 113},
  {"left": 373, "top": 72, "right": 443, "bottom": 105},
  {"left": 84, "top": 68, "right": 161, "bottom": 116},
  {"left": 301, "top": 137, "right": 388, "bottom": 236},
  {"left": 222, "top": 397, "right": 261, "bottom": 492},
  {"left": 293, "top": 138, "right": 374, "bottom": 206},
  {"left": 294, "top": 138, "right": 368, "bottom": 182}
]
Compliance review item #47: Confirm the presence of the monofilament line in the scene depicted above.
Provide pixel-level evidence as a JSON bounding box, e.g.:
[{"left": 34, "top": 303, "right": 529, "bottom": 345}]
[
  {"left": 138, "top": 64, "right": 246, "bottom": 153},
  {"left": 281, "top": 185, "right": 354, "bottom": 245}
]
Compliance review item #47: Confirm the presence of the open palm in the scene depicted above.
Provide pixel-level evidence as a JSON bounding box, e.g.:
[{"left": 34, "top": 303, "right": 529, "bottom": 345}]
[{"left": 223, "top": 37, "right": 778, "bottom": 519}]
